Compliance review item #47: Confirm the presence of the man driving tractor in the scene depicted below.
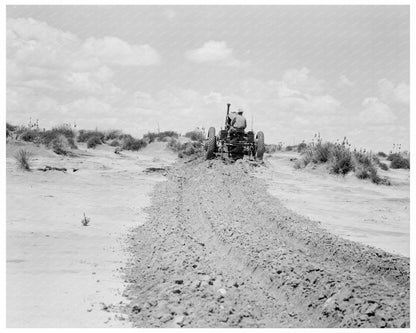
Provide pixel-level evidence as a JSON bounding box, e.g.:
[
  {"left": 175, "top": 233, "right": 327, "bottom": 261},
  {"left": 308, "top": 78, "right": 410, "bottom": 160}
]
[{"left": 228, "top": 108, "right": 247, "bottom": 139}]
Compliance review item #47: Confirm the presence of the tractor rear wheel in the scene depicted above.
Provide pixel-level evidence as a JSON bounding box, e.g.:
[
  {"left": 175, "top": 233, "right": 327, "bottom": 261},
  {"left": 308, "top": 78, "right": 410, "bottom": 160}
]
[
  {"left": 256, "top": 131, "right": 265, "bottom": 160},
  {"left": 206, "top": 127, "right": 216, "bottom": 160}
]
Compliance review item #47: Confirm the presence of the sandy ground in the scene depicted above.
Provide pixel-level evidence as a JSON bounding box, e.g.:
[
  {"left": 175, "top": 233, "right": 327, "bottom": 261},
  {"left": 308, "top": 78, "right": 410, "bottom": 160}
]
[
  {"left": 7, "top": 142, "right": 410, "bottom": 328},
  {"left": 257, "top": 152, "right": 410, "bottom": 257},
  {"left": 123, "top": 157, "right": 409, "bottom": 328},
  {"left": 6, "top": 141, "right": 176, "bottom": 327}
]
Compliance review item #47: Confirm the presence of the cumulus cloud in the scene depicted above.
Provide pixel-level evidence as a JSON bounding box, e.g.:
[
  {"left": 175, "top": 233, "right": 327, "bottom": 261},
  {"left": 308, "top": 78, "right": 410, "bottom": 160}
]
[
  {"left": 282, "top": 67, "right": 326, "bottom": 95},
  {"left": 360, "top": 97, "right": 396, "bottom": 124},
  {"left": 185, "top": 41, "right": 248, "bottom": 67},
  {"left": 339, "top": 74, "right": 355, "bottom": 87},
  {"left": 83, "top": 37, "right": 160, "bottom": 66},
  {"left": 7, "top": 17, "right": 161, "bottom": 129},
  {"left": 7, "top": 18, "right": 160, "bottom": 70},
  {"left": 377, "top": 78, "right": 409, "bottom": 105}
]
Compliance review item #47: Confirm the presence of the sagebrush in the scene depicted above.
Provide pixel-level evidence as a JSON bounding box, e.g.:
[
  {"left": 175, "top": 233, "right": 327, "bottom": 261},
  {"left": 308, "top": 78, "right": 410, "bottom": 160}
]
[{"left": 14, "top": 149, "right": 33, "bottom": 171}]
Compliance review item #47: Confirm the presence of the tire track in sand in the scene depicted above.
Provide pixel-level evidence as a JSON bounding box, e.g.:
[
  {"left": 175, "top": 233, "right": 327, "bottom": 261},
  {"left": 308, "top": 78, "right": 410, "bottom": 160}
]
[{"left": 122, "top": 158, "right": 409, "bottom": 328}]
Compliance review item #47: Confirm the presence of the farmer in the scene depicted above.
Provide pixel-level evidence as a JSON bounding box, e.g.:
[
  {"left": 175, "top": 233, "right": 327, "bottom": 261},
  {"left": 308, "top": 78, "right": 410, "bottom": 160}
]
[{"left": 231, "top": 109, "right": 247, "bottom": 132}]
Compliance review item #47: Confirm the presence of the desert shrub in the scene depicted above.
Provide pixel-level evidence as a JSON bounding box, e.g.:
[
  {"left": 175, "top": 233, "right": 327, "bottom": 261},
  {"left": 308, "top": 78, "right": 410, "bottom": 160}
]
[
  {"left": 390, "top": 155, "right": 410, "bottom": 169},
  {"left": 168, "top": 138, "right": 203, "bottom": 157},
  {"left": 14, "top": 149, "right": 33, "bottom": 170},
  {"left": 185, "top": 131, "right": 204, "bottom": 142},
  {"left": 6, "top": 122, "right": 17, "bottom": 132},
  {"left": 20, "top": 129, "right": 40, "bottom": 142},
  {"left": 144, "top": 131, "right": 179, "bottom": 143},
  {"left": 265, "top": 144, "right": 281, "bottom": 153},
  {"left": 377, "top": 151, "right": 387, "bottom": 158},
  {"left": 109, "top": 139, "right": 120, "bottom": 147},
  {"left": 328, "top": 146, "right": 353, "bottom": 175},
  {"left": 87, "top": 135, "right": 102, "bottom": 149},
  {"left": 293, "top": 136, "right": 390, "bottom": 185},
  {"left": 387, "top": 153, "right": 400, "bottom": 161},
  {"left": 78, "top": 129, "right": 105, "bottom": 143},
  {"left": 378, "top": 162, "right": 389, "bottom": 171},
  {"left": 122, "top": 137, "right": 147, "bottom": 151},
  {"left": 40, "top": 126, "right": 75, "bottom": 147},
  {"left": 104, "top": 130, "right": 123, "bottom": 141},
  {"left": 297, "top": 142, "right": 307, "bottom": 153},
  {"left": 51, "top": 125, "right": 75, "bottom": 139},
  {"left": 353, "top": 151, "right": 373, "bottom": 167},
  {"left": 312, "top": 142, "right": 331, "bottom": 163},
  {"left": 51, "top": 135, "right": 71, "bottom": 155}
]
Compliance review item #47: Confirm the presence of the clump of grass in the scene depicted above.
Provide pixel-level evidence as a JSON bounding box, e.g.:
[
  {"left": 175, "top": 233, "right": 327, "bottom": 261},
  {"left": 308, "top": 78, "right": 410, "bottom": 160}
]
[
  {"left": 168, "top": 138, "right": 203, "bottom": 157},
  {"left": 184, "top": 130, "right": 204, "bottom": 142},
  {"left": 294, "top": 134, "right": 390, "bottom": 185},
  {"left": 144, "top": 131, "right": 179, "bottom": 143},
  {"left": 78, "top": 129, "right": 105, "bottom": 143},
  {"left": 81, "top": 213, "right": 90, "bottom": 226},
  {"left": 329, "top": 145, "right": 353, "bottom": 175},
  {"left": 378, "top": 162, "right": 389, "bottom": 171},
  {"left": 121, "top": 135, "right": 147, "bottom": 151},
  {"left": 104, "top": 129, "right": 123, "bottom": 141},
  {"left": 6, "top": 122, "right": 17, "bottom": 132},
  {"left": 377, "top": 151, "right": 387, "bottom": 158},
  {"left": 297, "top": 142, "right": 307, "bottom": 153},
  {"left": 265, "top": 143, "right": 283, "bottom": 153},
  {"left": 87, "top": 135, "right": 102, "bottom": 149},
  {"left": 14, "top": 149, "right": 33, "bottom": 171},
  {"left": 20, "top": 129, "right": 40, "bottom": 142},
  {"left": 51, "top": 134, "right": 71, "bottom": 155},
  {"left": 387, "top": 153, "right": 410, "bottom": 169}
]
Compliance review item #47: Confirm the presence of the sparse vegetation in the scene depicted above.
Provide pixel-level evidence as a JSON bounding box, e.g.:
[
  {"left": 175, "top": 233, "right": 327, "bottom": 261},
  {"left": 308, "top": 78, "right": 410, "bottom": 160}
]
[
  {"left": 387, "top": 153, "right": 410, "bottom": 169},
  {"left": 168, "top": 138, "right": 203, "bottom": 158},
  {"left": 14, "top": 149, "right": 33, "bottom": 171},
  {"left": 297, "top": 142, "right": 307, "bottom": 153},
  {"left": 378, "top": 162, "right": 389, "bottom": 171},
  {"left": 87, "top": 135, "right": 103, "bottom": 149},
  {"left": 78, "top": 129, "right": 105, "bottom": 143},
  {"left": 81, "top": 213, "right": 90, "bottom": 226},
  {"left": 20, "top": 129, "right": 39, "bottom": 142},
  {"left": 51, "top": 134, "right": 72, "bottom": 155},
  {"left": 122, "top": 136, "right": 147, "bottom": 151},
  {"left": 144, "top": 131, "right": 179, "bottom": 143},
  {"left": 184, "top": 130, "right": 204, "bottom": 142},
  {"left": 377, "top": 151, "right": 387, "bottom": 158},
  {"left": 265, "top": 143, "right": 283, "bottom": 153},
  {"left": 294, "top": 134, "right": 392, "bottom": 185},
  {"left": 6, "top": 122, "right": 17, "bottom": 132},
  {"left": 104, "top": 129, "right": 123, "bottom": 141}
]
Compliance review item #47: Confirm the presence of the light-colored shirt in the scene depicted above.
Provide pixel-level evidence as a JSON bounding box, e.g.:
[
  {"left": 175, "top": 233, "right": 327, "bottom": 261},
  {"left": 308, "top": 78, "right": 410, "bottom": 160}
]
[{"left": 232, "top": 114, "right": 247, "bottom": 129}]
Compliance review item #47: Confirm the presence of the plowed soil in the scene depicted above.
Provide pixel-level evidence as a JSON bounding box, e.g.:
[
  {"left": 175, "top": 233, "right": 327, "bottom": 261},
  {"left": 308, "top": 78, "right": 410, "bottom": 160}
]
[{"left": 123, "top": 158, "right": 410, "bottom": 328}]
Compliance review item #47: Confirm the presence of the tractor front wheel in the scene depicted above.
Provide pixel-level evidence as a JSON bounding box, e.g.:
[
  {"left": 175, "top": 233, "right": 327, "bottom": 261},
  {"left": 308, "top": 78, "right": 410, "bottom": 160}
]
[
  {"left": 256, "top": 131, "right": 265, "bottom": 160},
  {"left": 206, "top": 127, "right": 216, "bottom": 160}
]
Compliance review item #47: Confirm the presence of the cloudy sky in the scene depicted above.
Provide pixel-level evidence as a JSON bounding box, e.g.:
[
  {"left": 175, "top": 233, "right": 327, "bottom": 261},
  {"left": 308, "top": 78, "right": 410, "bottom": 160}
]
[{"left": 6, "top": 5, "right": 409, "bottom": 151}]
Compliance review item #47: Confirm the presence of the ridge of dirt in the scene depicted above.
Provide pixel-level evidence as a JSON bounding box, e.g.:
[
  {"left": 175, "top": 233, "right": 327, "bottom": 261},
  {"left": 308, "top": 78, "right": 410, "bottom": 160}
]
[{"left": 122, "top": 158, "right": 409, "bottom": 328}]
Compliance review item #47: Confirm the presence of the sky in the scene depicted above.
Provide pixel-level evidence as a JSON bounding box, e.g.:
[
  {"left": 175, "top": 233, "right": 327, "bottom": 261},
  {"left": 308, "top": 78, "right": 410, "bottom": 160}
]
[{"left": 6, "top": 5, "right": 410, "bottom": 151}]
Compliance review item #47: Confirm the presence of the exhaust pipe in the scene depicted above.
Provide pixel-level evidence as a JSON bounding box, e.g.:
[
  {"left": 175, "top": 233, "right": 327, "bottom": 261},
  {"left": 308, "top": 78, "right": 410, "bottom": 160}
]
[{"left": 225, "top": 103, "right": 231, "bottom": 129}]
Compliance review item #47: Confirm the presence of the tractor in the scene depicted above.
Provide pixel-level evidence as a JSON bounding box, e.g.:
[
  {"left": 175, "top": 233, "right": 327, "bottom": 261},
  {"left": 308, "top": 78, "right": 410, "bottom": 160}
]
[{"left": 205, "top": 103, "right": 265, "bottom": 161}]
